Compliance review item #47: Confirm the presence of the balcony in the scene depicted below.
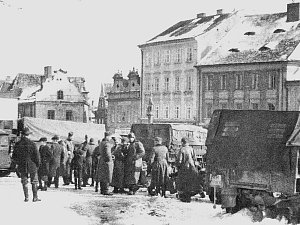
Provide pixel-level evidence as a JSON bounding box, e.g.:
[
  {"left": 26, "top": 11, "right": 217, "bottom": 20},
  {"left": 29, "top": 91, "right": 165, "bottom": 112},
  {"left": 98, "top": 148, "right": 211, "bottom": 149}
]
[{"left": 184, "top": 90, "right": 193, "bottom": 95}]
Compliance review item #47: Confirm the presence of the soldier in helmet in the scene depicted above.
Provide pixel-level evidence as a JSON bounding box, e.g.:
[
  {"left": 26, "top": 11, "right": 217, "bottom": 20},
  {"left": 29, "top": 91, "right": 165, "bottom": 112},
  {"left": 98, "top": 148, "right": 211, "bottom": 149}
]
[{"left": 12, "top": 127, "right": 41, "bottom": 202}]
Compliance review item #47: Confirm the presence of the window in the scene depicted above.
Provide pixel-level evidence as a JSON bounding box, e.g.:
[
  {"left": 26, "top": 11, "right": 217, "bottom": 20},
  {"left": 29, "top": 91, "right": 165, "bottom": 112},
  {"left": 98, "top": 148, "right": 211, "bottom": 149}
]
[
  {"left": 175, "top": 106, "right": 180, "bottom": 119},
  {"left": 154, "top": 78, "right": 159, "bottom": 92},
  {"left": 252, "top": 73, "right": 258, "bottom": 89},
  {"left": 268, "top": 103, "right": 275, "bottom": 111},
  {"left": 175, "top": 48, "right": 182, "bottom": 63},
  {"left": 66, "top": 110, "right": 73, "bottom": 121},
  {"left": 164, "top": 77, "right": 170, "bottom": 91},
  {"left": 187, "top": 76, "right": 192, "bottom": 91},
  {"left": 146, "top": 80, "right": 151, "bottom": 91},
  {"left": 222, "top": 122, "right": 240, "bottom": 137},
  {"left": 206, "top": 75, "right": 213, "bottom": 90},
  {"left": 57, "top": 90, "right": 64, "bottom": 100},
  {"left": 155, "top": 106, "right": 159, "bottom": 118},
  {"left": 48, "top": 110, "right": 55, "bottom": 120},
  {"left": 206, "top": 103, "right": 213, "bottom": 118},
  {"left": 165, "top": 106, "right": 169, "bottom": 119},
  {"left": 154, "top": 51, "right": 160, "bottom": 65},
  {"left": 220, "top": 102, "right": 228, "bottom": 109},
  {"left": 220, "top": 74, "right": 227, "bottom": 90},
  {"left": 186, "top": 107, "right": 191, "bottom": 119},
  {"left": 252, "top": 103, "right": 259, "bottom": 110},
  {"left": 235, "top": 73, "right": 243, "bottom": 90},
  {"left": 145, "top": 52, "right": 151, "bottom": 66},
  {"left": 175, "top": 76, "right": 180, "bottom": 91},
  {"left": 165, "top": 50, "right": 170, "bottom": 64},
  {"left": 186, "top": 47, "right": 193, "bottom": 62},
  {"left": 236, "top": 103, "right": 243, "bottom": 110},
  {"left": 269, "top": 73, "right": 276, "bottom": 90}
]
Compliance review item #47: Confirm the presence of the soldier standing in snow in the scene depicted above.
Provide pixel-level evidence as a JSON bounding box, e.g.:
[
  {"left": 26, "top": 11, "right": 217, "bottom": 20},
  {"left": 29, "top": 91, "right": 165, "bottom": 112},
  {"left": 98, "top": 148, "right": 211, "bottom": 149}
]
[
  {"left": 12, "top": 127, "right": 41, "bottom": 202},
  {"left": 38, "top": 137, "right": 53, "bottom": 191},
  {"left": 63, "top": 132, "right": 74, "bottom": 185},
  {"left": 124, "top": 132, "right": 145, "bottom": 195}
]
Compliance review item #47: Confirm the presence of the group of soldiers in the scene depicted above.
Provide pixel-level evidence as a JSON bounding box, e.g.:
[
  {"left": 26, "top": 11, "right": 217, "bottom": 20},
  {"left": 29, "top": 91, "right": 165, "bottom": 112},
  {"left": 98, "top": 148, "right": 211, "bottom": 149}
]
[{"left": 11, "top": 126, "right": 203, "bottom": 203}]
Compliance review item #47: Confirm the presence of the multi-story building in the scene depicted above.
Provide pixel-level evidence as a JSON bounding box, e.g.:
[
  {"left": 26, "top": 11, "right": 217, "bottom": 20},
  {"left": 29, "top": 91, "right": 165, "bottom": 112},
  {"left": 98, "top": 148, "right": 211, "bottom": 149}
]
[
  {"left": 1, "top": 66, "right": 90, "bottom": 122},
  {"left": 138, "top": 10, "right": 241, "bottom": 124},
  {"left": 196, "top": 2, "right": 300, "bottom": 124},
  {"left": 107, "top": 68, "right": 140, "bottom": 133}
]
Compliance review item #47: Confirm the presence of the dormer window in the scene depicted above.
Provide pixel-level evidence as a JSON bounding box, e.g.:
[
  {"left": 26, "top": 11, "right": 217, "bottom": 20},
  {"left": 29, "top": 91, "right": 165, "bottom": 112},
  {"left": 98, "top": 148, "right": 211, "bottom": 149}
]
[
  {"left": 116, "top": 84, "right": 119, "bottom": 88},
  {"left": 259, "top": 46, "right": 270, "bottom": 51},
  {"left": 57, "top": 90, "right": 64, "bottom": 100},
  {"left": 273, "top": 29, "right": 286, "bottom": 33},
  {"left": 229, "top": 48, "right": 240, "bottom": 52},
  {"left": 132, "top": 82, "right": 135, "bottom": 87},
  {"left": 244, "top": 31, "right": 255, "bottom": 36}
]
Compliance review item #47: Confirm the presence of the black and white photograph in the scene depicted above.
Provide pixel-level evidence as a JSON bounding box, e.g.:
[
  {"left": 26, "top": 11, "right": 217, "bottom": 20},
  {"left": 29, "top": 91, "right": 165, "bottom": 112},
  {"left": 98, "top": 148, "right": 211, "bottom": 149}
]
[{"left": 0, "top": 0, "right": 300, "bottom": 224}]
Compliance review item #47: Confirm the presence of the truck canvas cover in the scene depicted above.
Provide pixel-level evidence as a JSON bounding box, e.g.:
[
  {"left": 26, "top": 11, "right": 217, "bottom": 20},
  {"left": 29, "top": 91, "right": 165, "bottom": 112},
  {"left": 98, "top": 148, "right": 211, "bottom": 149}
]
[
  {"left": 18, "top": 117, "right": 105, "bottom": 144},
  {"left": 206, "top": 110, "right": 300, "bottom": 174}
]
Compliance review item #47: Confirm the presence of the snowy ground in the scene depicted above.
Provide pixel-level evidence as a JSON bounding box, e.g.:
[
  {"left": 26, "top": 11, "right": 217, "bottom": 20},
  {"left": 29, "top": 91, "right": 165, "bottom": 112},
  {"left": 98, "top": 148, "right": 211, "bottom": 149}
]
[{"left": 0, "top": 173, "right": 291, "bottom": 225}]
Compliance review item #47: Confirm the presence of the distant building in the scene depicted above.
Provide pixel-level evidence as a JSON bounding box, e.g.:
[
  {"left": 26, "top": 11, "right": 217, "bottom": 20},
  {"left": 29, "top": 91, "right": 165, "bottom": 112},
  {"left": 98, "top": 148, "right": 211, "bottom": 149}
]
[
  {"left": 138, "top": 10, "right": 240, "bottom": 125},
  {"left": 0, "top": 66, "right": 90, "bottom": 123},
  {"left": 95, "top": 83, "right": 112, "bottom": 129},
  {"left": 107, "top": 68, "right": 140, "bottom": 133},
  {"left": 196, "top": 2, "right": 300, "bottom": 124}
]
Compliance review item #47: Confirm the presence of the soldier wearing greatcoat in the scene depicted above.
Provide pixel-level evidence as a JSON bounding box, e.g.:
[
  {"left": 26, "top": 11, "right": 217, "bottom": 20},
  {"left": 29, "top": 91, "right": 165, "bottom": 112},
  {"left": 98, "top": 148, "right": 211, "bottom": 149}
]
[
  {"left": 97, "top": 131, "right": 114, "bottom": 195},
  {"left": 48, "top": 135, "right": 64, "bottom": 188},
  {"left": 38, "top": 137, "right": 53, "bottom": 191},
  {"left": 92, "top": 140, "right": 101, "bottom": 191},
  {"left": 124, "top": 132, "right": 145, "bottom": 195},
  {"left": 148, "top": 137, "right": 169, "bottom": 197},
  {"left": 111, "top": 137, "right": 129, "bottom": 193},
  {"left": 83, "top": 138, "right": 96, "bottom": 187},
  {"left": 12, "top": 127, "right": 41, "bottom": 202},
  {"left": 63, "top": 132, "right": 74, "bottom": 185},
  {"left": 71, "top": 144, "right": 86, "bottom": 190}
]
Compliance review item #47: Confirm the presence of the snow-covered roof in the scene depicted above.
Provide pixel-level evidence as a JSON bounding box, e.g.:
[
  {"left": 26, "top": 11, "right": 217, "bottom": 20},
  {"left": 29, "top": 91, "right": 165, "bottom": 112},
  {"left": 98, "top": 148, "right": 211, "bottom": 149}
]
[
  {"left": 199, "top": 12, "right": 300, "bottom": 65},
  {"left": 140, "top": 13, "right": 235, "bottom": 46}
]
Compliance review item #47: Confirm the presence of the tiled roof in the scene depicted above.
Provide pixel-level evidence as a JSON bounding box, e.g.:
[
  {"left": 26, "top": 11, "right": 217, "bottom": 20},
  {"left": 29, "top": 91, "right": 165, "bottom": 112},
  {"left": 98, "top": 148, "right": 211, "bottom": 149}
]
[
  {"left": 199, "top": 12, "right": 300, "bottom": 65},
  {"left": 142, "top": 13, "right": 233, "bottom": 45}
]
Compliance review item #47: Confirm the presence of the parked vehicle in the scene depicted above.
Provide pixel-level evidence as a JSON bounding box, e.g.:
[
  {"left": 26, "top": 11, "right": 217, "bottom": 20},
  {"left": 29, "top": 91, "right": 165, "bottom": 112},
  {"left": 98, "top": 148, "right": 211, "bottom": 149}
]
[{"left": 205, "top": 109, "right": 300, "bottom": 223}]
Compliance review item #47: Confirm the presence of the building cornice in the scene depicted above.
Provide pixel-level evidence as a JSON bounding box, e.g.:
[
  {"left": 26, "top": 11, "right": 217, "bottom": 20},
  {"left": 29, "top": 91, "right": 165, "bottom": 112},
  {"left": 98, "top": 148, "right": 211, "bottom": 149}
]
[{"left": 138, "top": 37, "right": 195, "bottom": 49}]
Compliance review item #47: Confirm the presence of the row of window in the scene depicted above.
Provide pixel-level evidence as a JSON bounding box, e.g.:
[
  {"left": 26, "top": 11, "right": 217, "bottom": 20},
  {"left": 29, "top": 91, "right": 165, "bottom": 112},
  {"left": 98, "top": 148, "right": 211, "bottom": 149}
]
[
  {"left": 145, "top": 75, "right": 193, "bottom": 92},
  {"left": 152, "top": 106, "right": 193, "bottom": 120},
  {"left": 205, "top": 102, "right": 276, "bottom": 118},
  {"left": 205, "top": 71, "right": 277, "bottom": 91},
  {"left": 48, "top": 110, "right": 73, "bottom": 121},
  {"left": 144, "top": 47, "right": 194, "bottom": 66}
]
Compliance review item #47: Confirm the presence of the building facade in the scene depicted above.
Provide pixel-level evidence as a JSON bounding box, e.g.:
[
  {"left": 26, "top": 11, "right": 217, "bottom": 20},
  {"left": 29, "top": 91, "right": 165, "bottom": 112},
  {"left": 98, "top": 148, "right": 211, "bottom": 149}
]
[
  {"left": 197, "top": 3, "right": 300, "bottom": 124},
  {"left": 107, "top": 69, "right": 140, "bottom": 133},
  {"left": 138, "top": 10, "right": 240, "bottom": 124},
  {"left": 13, "top": 66, "right": 90, "bottom": 122}
]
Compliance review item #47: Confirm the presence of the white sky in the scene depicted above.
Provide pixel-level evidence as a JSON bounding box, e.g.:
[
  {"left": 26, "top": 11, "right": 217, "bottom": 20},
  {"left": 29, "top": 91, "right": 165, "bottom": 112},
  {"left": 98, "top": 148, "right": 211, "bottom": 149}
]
[{"left": 0, "top": 0, "right": 292, "bottom": 102}]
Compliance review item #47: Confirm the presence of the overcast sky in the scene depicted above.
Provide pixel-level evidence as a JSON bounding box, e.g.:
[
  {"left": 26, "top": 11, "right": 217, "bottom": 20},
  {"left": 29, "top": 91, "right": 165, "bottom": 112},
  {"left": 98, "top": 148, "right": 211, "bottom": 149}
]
[{"left": 0, "top": 0, "right": 292, "bottom": 102}]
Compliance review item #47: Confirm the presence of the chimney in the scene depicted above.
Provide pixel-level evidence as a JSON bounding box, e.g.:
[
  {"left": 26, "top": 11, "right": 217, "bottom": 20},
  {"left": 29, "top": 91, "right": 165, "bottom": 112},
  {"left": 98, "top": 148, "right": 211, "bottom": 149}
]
[
  {"left": 287, "top": 2, "right": 300, "bottom": 22},
  {"left": 44, "top": 66, "right": 52, "bottom": 78},
  {"left": 217, "top": 9, "right": 223, "bottom": 15},
  {"left": 197, "top": 13, "right": 206, "bottom": 18}
]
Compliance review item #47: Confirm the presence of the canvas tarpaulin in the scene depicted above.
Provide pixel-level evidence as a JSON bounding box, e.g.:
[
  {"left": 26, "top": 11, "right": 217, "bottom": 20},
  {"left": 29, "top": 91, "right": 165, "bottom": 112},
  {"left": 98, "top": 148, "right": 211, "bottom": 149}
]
[
  {"left": 18, "top": 117, "right": 105, "bottom": 144},
  {"left": 206, "top": 110, "right": 300, "bottom": 174}
]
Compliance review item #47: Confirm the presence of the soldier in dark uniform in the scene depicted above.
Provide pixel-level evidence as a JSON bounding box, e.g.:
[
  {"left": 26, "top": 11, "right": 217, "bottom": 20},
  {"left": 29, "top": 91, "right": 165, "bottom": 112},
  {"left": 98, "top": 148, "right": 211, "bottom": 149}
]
[
  {"left": 83, "top": 138, "right": 96, "bottom": 187},
  {"left": 71, "top": 145, "right": 86, "bottom": 190},
  {"left": 98, "top": 131, "right": 114, "bottom": 195},
  {"left": 12, "top": 127, "right": 41, "bottom": 202},
  {"left": 48, "top": 135, "right": 64, "bottom": 188},
  {"left": 124, "top": 132, "right": 145, "bottom": 195},
  {"left": 38, "top": 137, "right": 53, "bottom": 191},
  {"left": 63, "top": 132, "right": 74, "bottom": 185}
]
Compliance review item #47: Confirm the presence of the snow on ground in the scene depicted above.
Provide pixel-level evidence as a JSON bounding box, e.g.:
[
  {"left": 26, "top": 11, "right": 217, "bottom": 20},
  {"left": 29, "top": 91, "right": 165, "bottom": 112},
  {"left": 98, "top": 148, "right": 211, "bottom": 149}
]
[{"left": 0, "top": 174, "right": 291, "bottom": 225}]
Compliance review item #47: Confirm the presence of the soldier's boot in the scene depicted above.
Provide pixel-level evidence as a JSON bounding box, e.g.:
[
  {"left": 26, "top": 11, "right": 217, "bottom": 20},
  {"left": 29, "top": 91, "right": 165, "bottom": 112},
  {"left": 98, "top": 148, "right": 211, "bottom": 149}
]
[
  {"left": 90, "top": 178, "right": 94, "bottom": 187},
  {"left": 47, "top": 177, "right": 52, "bottom": 187},
  {"left": 42, "top": 181, "right": 47, "bottom": 191},
  {"left": 95, "top": 182, "right": 99, "bottom": 192},
  {"left": 161, "top": 186, "right": 167, "bottom": 198},
  {"left": 74, "top": 178, "right": 78, "bottom": 190},
  {"left": 32, "top": 184, "right": 41, "bottom": 202},
  {"left": 38, "top": 178, "right": 43, "bottom": 190},
  {"left": 78, "top": 179, "right": 82, "bottom": 190},
  {"left": 22, "top": 183, "right": 29, "bottom": 202},
  {"left": 54, "top": 177, "right": 59, "bottom": 188}
]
